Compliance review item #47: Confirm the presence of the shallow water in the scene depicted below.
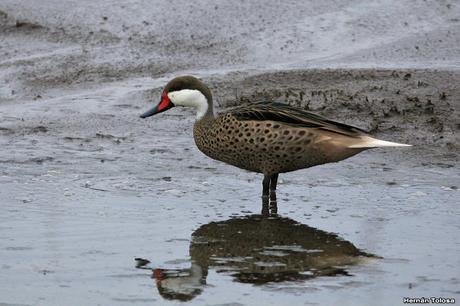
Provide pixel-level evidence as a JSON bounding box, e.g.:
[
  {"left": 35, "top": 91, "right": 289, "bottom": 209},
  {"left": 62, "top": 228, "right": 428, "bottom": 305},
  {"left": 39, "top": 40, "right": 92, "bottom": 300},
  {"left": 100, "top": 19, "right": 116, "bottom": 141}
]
[
  {"left": 1, "top": 1, "right": 460, "bottom": 304},
  {"left": 0, "top": 103, "right": 459, "bottom": 305}
]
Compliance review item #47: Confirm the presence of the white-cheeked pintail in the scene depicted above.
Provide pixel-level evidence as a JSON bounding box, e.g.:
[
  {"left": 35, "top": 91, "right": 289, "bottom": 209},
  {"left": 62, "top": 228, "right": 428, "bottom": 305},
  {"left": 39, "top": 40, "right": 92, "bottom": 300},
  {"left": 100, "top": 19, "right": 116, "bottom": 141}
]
[{"left": 141, "top": 76, "right": 411, "bottom": 201}]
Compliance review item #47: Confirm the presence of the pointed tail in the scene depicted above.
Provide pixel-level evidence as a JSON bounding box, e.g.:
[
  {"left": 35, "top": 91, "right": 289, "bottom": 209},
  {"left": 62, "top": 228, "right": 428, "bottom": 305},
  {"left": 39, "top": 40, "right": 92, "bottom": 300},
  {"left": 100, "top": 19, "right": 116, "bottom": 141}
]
[{"left": 348, "top": 136, "right": 412, "bottom": 148}]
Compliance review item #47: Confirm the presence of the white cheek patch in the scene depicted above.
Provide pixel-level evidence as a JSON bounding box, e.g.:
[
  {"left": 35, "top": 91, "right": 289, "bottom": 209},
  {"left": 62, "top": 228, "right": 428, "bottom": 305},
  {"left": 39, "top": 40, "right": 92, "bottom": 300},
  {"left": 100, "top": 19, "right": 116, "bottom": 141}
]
[{"left": 168, "top": 89, "right": 208, "bottom": 120}]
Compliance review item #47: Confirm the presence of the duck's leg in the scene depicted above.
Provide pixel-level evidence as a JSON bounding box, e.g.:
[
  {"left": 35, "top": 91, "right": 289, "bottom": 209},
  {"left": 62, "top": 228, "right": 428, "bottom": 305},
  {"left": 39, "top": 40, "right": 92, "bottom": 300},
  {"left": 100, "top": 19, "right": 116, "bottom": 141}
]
[
  {"left": 262, "top": 175, "right": 270, "bottom": 199},
  {"left": 261, "top": 175, "right": 270, "bottom": 216},
  {"left": 269, "top": 173, "right": 278, "bottom": 200},
  {"left": 262, "top": 174, "right": 279, "bottom": 215},
  {"left": 261, "top": 194, "right": 269, "bottom": 216},
  {"left": 269, "top": 173, "right": 278, "bottom": 214}
]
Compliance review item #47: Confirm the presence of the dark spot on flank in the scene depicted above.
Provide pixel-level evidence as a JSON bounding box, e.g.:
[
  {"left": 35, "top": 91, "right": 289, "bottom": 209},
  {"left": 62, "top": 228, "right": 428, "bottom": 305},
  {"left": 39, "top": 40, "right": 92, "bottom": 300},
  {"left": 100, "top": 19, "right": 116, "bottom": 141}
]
[
  {"left": 295, "top": 147, "right": 302, "bottom": 152},
  {"left": 239, "top": 133, "right": 243, "bottom": 137},
  {"left": 304, "top": 139, "right": 311, "bottom": 145},
  {"left": 274, "top": 146, "right": 280, "bottom": 150},
  {"left": 264, "top": 129, "right": 270, "bottom": 134},
  {"left": 266, "top": 123, "right": 272, "bottom": 127},
  {"left": 299, "top": 130, "right": 306, "bottom": 136},
  {"left": 260, "top": 137, "right": 265, "bottom": 142},
  {"left": 273, "top": 124, "right": 280, "bottom": 129},
  {"left": 283, "top": 130, "right": 290, "bottom": 135}
]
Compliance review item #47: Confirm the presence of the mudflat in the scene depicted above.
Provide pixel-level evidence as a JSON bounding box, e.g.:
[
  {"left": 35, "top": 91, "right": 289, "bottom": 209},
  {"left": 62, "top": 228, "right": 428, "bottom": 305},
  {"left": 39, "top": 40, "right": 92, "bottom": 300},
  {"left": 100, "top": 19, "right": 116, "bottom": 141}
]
[{"left": 1, "top": 1, "right": 459, "bottom": 305}]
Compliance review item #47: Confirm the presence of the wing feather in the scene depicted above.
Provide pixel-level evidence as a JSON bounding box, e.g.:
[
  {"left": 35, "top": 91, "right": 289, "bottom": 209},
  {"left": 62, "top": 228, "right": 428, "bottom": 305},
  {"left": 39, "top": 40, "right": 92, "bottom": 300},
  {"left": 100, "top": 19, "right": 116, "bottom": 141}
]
[{"left": 228, "top": 102, "right": 367, "bottom": 137}]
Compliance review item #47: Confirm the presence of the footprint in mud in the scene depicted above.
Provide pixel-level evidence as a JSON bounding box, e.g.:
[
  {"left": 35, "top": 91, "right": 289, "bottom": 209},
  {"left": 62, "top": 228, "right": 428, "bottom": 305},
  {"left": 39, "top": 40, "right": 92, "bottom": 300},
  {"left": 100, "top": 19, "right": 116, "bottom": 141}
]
[
  {"left": 149, "top": 148, "right": 173, "bottom": 154},
  {"left": 29, "top": 126, "right": 48, "bottom": 133},
  {"left": 113, "top": 104, "right": 141, "bottom": 109},
  {"left": 93, "top": 133, "right": 130, "bottom": 144},
  {"left": 136, "top": 210, "right": 376, "bottom": 301},
  {"left": 0, "top": 156, "right": 54, "bottom": 165},
  {"left": 0, "top": 127, "right": 13, "bottom": 135},
  {"left": 63, "top": 136, "right": 91, "bottom": 143},
  {"left": 0, "top": 125, "right": 48, "bottom": 135},
  {"left": 29, "top": 156, "right": 54, "bottom": 164},
  {"left": 95, "top": 133, "right": 126, "bottom": 140}
]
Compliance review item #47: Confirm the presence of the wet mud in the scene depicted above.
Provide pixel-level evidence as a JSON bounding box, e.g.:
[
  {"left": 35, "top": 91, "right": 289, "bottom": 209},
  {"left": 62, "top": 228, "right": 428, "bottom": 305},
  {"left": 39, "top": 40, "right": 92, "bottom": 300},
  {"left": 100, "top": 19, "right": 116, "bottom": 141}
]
[
  {"left": 1, "top": 1, "right": 460, "bottom": 305},
  {"left": 0, "top": 90, "right": 458, "bottom": 305}
]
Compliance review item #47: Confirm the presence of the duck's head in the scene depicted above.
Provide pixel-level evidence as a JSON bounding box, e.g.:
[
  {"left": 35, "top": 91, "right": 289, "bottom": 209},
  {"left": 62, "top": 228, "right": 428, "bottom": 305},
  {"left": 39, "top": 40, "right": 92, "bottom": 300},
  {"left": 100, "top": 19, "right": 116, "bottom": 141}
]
[{"left": 140, "top": 76, "right": 213, "bottom": 120}]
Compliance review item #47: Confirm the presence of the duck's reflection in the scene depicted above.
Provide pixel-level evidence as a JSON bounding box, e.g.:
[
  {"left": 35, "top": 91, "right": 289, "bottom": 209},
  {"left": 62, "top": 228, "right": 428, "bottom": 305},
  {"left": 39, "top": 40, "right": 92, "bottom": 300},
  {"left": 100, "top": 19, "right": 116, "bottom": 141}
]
[{"left": 137, "top": 204, "right": 375, "bottom": 301}]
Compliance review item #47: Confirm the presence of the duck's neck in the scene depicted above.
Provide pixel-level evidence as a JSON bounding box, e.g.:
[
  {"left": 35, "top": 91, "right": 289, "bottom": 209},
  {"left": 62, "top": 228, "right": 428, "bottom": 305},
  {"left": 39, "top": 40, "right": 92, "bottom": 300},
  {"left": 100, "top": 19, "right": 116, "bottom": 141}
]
[
  {"left": 168, "top": 89, "right": 214, "bottom": 120},
  {"left": 195, "top": 95, "right": 214, "bottom": 120},
  {"left": 195, "top": 104, "right": 216, "bottom": 130},
  {"left": 200, "top": 103, "right": 214, "bottom": 120}
]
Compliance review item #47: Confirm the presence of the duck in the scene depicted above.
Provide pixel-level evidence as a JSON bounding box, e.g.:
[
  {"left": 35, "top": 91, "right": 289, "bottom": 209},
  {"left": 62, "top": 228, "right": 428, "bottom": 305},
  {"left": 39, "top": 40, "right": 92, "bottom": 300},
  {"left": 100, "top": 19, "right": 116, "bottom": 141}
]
[{"left": 140, "top": 75, "right": 411, "bottom": 202}]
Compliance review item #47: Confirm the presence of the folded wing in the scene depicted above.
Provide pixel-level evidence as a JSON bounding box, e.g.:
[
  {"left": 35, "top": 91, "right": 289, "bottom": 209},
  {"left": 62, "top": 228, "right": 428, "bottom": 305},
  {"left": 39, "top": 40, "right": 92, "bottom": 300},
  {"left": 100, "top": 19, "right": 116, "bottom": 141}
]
[{"left": 229, "top": 101, "right": 368, "bottom": 137}]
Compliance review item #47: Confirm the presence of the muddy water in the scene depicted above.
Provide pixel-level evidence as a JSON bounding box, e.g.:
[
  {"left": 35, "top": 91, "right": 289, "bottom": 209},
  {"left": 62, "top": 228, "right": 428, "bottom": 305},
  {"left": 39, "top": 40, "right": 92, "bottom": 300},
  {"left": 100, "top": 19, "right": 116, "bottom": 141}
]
[
  {"left": 1, "top": 0, "right": 460, "bottom": 304},
  {"left": 1, "top": 87, "right": 459, "bottom": 305}
]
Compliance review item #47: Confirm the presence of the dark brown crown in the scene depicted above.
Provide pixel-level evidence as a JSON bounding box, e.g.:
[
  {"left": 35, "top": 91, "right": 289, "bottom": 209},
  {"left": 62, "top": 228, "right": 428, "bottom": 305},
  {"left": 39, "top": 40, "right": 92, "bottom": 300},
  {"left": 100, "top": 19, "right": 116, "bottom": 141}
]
[{"left": 163, "top": 76, "right": 213, "bottom": 103}]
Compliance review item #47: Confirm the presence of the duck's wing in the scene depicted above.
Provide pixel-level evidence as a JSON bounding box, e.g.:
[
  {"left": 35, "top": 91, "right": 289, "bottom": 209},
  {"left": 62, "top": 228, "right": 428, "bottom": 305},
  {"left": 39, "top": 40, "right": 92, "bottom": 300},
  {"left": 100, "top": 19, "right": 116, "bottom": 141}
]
[{"left": 228, "top": 102, "right": 367, "bottom": 137}]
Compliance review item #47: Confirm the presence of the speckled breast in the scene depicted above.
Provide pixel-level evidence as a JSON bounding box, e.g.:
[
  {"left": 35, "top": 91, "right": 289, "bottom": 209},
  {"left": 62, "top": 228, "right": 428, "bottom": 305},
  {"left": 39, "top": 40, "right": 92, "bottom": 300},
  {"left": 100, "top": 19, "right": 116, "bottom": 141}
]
[{"left": 193, "top": 113, "right": 330, "bottom": 175}]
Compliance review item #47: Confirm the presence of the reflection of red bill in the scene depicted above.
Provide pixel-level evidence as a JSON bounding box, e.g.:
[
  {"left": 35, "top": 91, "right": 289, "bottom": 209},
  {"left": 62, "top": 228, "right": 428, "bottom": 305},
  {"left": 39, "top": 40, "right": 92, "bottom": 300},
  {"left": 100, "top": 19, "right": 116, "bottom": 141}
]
[{"left": 152, "top": 268, "right": 165, "bottom": 280}]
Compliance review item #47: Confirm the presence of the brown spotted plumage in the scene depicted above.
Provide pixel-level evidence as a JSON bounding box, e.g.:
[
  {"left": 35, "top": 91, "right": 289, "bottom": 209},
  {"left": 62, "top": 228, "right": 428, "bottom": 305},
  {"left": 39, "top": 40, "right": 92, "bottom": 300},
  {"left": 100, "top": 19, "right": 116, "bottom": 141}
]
[
  {"left": 194, "top": 102, "right": 367, "bottom": 175},
  {"left": 141, "top": 76, "right": 411, "bottom": 202}
]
